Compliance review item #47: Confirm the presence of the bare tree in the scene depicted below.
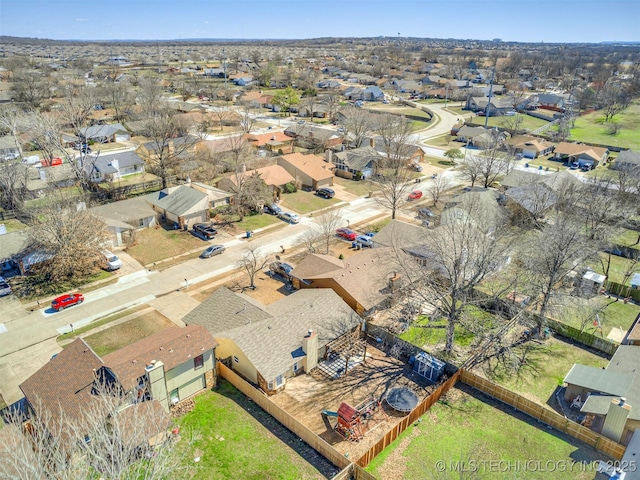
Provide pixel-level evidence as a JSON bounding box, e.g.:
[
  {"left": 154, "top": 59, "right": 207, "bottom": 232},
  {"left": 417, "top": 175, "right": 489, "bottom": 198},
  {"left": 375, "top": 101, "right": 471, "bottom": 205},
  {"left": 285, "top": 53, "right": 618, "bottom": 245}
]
[
  {"left": 337, "top": 106, "right": 373, "bottom": 148},
  {"left": 25, "top": 201, "right": 110, "bottom": 282},
  {"left": 10, "top": 68, "right": 51, "bottom": 110},
  {"left": 0, "top": 106, "right": 30, "bottom": 210},
  {"left": 238, "top": 243, "right": 271, "bottom": 290},
  {"left": 600, "top": 79, "right": 630, "bottom": 123},
  {"left": 304, "top": 208, "right": 343, "bottom": 254},
  {"left": 425, "top": 174, "right": 452, "bottom": 207},
  {"left": 99, "top": 76, "right": 133, "bottom": 122},
  {"left": 236, "top": 104, "right": 258, "bottom": 134},
  {"left": 372, "top": 114, "right": 415, "bottom": 219}
]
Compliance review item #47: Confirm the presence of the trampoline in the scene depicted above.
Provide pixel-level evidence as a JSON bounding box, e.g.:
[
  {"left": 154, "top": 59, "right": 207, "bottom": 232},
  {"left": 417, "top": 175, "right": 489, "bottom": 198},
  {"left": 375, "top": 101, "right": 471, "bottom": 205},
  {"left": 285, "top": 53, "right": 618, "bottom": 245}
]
[{"left": 385, "top": 387, "right": 419, "bottom": 413}]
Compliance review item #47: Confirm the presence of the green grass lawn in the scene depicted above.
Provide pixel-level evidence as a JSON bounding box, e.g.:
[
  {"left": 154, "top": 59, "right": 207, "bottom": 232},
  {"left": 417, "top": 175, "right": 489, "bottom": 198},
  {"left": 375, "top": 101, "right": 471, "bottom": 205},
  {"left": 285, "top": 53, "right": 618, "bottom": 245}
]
[
  {"left": 481, "top": 336, "right": 608, "bottom": 406},
  {"left": 614, "top": 228, "right": 640, "bottom": 247},
  {"left": 467, "top": 114, "right": 549, "bottom": 132},
  {"left": 423, "top": 134, "right": 457, "bottom": 148},
  {"left": 57, "top": 305, "right": 150, "bottom": 342},
  {"left": 176, "top": 381, "right": 327, "bottom": 480},
  {"left": 551, "top": 297, "right": 640, "bottom": 337},
  {"left": 596, "top": 252, "right": 640, "bottom": 285},
  {"left": 333, "top": 176, "right": 375, "bottom": 197},
  {"left": 125, "top": 226, "right": 208, "bottom": 266},
  {"left": 569, "top": 101, "right": 640, "bottom": 150},
  {"left": 279, "top": 190, "right": 340, "bottom": 214},
  {"left": 0, "top": 217, "right": 27, "bottom": 232},
  {"left": 234, "top": 212, "right": 282, "bottom": 232},
  {"left": 83, "top": 311, "right": 176, "bottom": 356},
  {"left": 366, "top": 388, "right": 606, "bottom": 480}
]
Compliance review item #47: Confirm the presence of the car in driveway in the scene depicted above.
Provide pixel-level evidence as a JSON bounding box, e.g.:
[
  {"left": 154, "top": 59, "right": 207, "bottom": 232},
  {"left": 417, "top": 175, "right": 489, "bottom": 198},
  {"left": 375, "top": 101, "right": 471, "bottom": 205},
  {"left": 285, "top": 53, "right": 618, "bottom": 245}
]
[
  {"left": 316, "top": 187, "right": 335, "bottom": 199},
  {"left": 336, "top": 228, "right": 358, "bottom": 241},
  {"left": 0, "top": 277, "right": 11, "bottom": 297},
  {"left": 417, "top": 207, "right": 435, "bottom": 218},
  {"left": 193, "top": 223, "right": 217, "bottom": 239},
  {"left": 200, "top": 245, "right": 225, "bottom": 258},
  {"left": 279, "top": 212, "right": 300, "bottom": 224},
  {"left": 408, "top": 190, "right": 423, "bottom": 200},
  {"left": 51, "top": 293, "right": 84, "bottom": 311},
  {"left": 355, "top": 235, "right": 374, "bottom": 248},
  {"left": 264, "top": 203, "right": 282, "bottom": 215},
  {"left": 269, "top": 261, "right": 294, "bottom": 281}
]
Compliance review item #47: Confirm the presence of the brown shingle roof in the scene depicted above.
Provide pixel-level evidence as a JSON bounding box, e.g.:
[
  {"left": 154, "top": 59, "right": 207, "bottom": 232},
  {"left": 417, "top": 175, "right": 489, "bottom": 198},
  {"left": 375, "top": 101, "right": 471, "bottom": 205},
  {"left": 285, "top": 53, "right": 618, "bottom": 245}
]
[
  {"left": 102, "top": 325, "right": 218, "bottom": 391},
  {"left": 20, "top": 338, "right": 104, "bottom": 432},
  {"left": 244, "top": 131, "right": 294, "bottom": 147},
  {"left": 276, "top": 152, "right": 334, "bottom": 182},
  {"left": 225, "top": 165, "right": 295, "bottom": 188},
  {"left": 554, "top": 142, "right": 607, "bottom": 161}
]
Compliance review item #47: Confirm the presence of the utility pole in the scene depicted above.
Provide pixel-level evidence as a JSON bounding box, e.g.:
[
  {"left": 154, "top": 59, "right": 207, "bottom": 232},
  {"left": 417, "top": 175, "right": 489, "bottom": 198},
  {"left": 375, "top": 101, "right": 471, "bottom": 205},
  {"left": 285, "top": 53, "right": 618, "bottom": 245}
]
[
  {"left": 484, "top": 67, "right": 495, "bottom": 129},
  {"left": 222, "top": 48, "right": 227, "bottom": 90}
]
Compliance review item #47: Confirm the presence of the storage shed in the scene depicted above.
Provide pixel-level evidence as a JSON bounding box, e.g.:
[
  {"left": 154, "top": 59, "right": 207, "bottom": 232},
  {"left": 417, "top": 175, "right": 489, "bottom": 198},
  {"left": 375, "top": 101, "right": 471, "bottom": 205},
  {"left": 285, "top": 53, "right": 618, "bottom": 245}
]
[{"left": 413, "top": 352, "right": 445, "bottom": 383}]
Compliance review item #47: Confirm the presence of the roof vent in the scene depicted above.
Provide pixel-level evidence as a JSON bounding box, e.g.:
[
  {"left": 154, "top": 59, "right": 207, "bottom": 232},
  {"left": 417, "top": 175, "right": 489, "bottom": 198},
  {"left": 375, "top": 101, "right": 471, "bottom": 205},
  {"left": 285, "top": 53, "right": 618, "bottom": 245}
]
[
  {"left": 160, "top": 347, "right": 165, "bottom": 351},
  {"left": 169, "top": 349, "right": 174, "bottom": 353},
  {"left": 132, "top": 360, "right": 137, "bottom": 364},
  {"left": 186, "top": 334, "right": 191, "bottom": 338},
  {"left": 151, "top": 360, "right": 157, "bottom": 365}
]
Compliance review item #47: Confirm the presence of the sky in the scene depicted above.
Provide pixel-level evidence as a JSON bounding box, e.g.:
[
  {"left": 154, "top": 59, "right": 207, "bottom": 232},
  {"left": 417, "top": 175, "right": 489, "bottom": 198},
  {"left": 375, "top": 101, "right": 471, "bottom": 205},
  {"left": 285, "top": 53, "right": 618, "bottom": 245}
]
[{"left": 1, "top": 0, "right": 639, "bottom": 44}]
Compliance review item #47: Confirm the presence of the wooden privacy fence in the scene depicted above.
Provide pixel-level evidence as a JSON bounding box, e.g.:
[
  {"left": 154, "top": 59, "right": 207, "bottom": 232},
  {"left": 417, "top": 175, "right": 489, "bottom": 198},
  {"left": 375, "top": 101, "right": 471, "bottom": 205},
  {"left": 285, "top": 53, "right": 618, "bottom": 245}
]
[
  {"left": 356, "top": 369, "right": 462, "bottom": 467},
  {"left": 459, "top": 369, "right": 626, "bottom": 460},
  {"left": 217, "top": 362, "right": 352, "bottom": 471},
  {"left": 541, "top": 316, "right": 619, "bottom": 356}
]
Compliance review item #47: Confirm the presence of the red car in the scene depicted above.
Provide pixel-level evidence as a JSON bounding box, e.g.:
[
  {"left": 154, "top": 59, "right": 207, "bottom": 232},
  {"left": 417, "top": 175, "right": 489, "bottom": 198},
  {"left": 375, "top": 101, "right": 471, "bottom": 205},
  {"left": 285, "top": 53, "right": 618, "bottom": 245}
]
[
  {"left": 408, "top": 190, "right": 423, "bottom": 200},
  {"left": 51, "top": 293, "right": 84, "bottom": 311},
  {"left": 336, "top": 228, "right": 358, "bottom": 241}
]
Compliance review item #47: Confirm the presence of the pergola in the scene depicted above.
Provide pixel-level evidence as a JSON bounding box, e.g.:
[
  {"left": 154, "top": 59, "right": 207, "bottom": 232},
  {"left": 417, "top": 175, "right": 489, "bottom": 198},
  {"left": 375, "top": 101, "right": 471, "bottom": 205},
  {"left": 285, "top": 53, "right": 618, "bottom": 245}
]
[{"left": 323, "top": 332, "right": 368, "bottom": 377}]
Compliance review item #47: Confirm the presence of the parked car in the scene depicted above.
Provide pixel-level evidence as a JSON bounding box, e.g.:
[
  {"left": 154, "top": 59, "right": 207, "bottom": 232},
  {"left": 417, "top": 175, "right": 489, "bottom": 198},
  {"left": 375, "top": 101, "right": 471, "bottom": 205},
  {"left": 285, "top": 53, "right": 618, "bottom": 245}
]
[
  {"left": 417, "top": 207, "right": 435, "bottom": 218},
  {"left": 0, "top": 277, "right": 11, "bottom": 297},
  {"left": 269, "top": 261, "right": 294, "bottom": 281},
  {"left": 504, "top": 111, "right": 517, "bottom": 116},
  {"left": 279, "top": 212, "right": 300, "bottom": 224},
  {"left": 102, "top": 250, "right": 122, "bottom": 271},
  {"left": 316, "top": 187, "right": 335, "bottom": 199},
  {"left": 355, "top": 235, "right": 374, "bottom": 248},
  {"left": 264, "top": 203, "right": 282, "bottom": 215},
  {"left": 200, "top": 245, "right": 225, "bottom": 258},
  {"left": 570, "top": 162, "right": 580, "bottom": 170},
  {"left": 193, "top": 223, "right": 217, "bottom": 239},
  {"left": 408, "top": 190, "right": 423, "bottom": 200},
  {"left": 411, "top": 164, "right": 423, "bottom": 172},
  {"left": 51, "top": 293, "right": 84, "bottom": 311},
  {"left": 336, "top": 228, "right": 358, "bottom": 241}
]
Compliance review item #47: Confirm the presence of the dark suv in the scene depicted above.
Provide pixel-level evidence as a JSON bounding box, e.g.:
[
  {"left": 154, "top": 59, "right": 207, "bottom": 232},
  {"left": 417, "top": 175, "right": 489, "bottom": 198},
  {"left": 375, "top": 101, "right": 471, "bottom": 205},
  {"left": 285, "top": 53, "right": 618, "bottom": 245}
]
[
  {"left": 269, "top": 261, "right": 294, "bottom": 281},
  {"left": 264, "top": 203, "right": 282, "bottom": 215},
  {"left": 316, "top": 187, "right": 335, "bottom": 199},
  {"left": 193, "top": 223, "right": 217, "bottom": 240}
]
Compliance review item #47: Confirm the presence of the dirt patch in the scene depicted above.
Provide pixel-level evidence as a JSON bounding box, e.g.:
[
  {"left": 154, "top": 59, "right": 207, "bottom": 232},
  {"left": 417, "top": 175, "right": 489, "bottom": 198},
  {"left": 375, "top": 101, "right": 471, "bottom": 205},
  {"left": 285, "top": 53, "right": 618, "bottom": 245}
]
[
  {"left": 375, "top": 427, "right": 420, "bottom": 480},
  {"left": 83, "top": 311, "right": 176, "bottom": 356}
]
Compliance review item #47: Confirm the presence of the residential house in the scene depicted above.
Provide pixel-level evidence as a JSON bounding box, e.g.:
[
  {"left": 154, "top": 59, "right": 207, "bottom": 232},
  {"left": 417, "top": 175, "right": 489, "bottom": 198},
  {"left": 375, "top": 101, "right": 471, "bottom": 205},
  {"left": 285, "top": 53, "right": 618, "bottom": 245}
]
[
  {"left": 90, "top": 197, "right": 157, "bottom": 247},
  {"left": 217, "top": 164, "right": 295, "bottom": 201},
  {"left": 391, "top": 79, "right": 422, "bottom": 94},
  {"left": 332, "top": 145, "right": 380, "bottom": 179},
  {"left": 373, "top": 219, "right": 427, "bottom": 251},
  {"left": 455, "top": 126, "right": 490, "bottom": 144},
  {"left": 189, "top": 182, "right": 232, "bottom": 208},
  {"left": 233, "top": 76, "right": 254, "bottom": 87},
  {"left": 275, "top": 152, "right": 335, "bottom": 190},
  {"left": 167, "top": 101, "right": 206, "bottom": 114},
  {"left": 100, "top": 325, "right": 219, "bottom": 410},
  {"left": 472, "top": 129, "right": 509, "bottom": 150},
  {"left": 531, "top": 93, "right": 566, "bottom": 112},
  {"left": 0, "top": 230, "right": 30, "bottom": 275},
  {"left": 504, "top": 182, "right": 558, "bottom": 219},
  {"left": 19, "top": 326, "right": 216, "bottom": 447},
  {"left": 613, "top": 150, "right": 640, "bottom": 174},
  {"left": 184, "top": 287, "right": 362, "bottom": 395},
  {"left": 317, "top": 80, "right": 341, "bottom": 89},
  {"left": 504, "top": 135, "right": 555, "bottom": 159},
  {"left": 466, "top": 96, "right": 514, "bottom": 116},
  {"left": 290, "top": 248, "right": 407, "bottom": 316},
  {"left": 297, "top": 103, "right": 330, "bottom": 119},
  {"left": 284, "top": 124, "right": 343, "bottom": 150},
  {"left": 243, "top": 131, "right": 295, "bottom": 154},
  {"left": 78, "top": 123, "right": 130, "bottom": 144},
  {"left": 236, "top": 91, "right": 274, "bottom": 109},
  {"left": 22, "top": 162, "right": 77, "bottom": 195},
  {"left": 145, "top": 185, "right": 210, "bottom": 229},
  {"left": 441, "top": 190, "right": 507, "bottom": 233},
  {"left": 343, "top": 86, "right": 385, "bottom": 102},
  {"left": 553, "top": 142, "right": 609, "bottom": 168},
  {"left": 563, "top": 345, "right": 640, "bottom": 445},
  {"left": 83, "top": 150, "right": 145, "bottom": 184}
]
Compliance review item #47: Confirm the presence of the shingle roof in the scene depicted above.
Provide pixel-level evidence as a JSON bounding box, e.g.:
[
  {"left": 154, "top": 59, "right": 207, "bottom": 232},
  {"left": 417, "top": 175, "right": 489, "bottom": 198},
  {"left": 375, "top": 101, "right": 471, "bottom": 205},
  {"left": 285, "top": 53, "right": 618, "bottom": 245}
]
[
  {"left": 616, "top": 150, "right": 640, "bottom": 167},
  {"left": 244, "top": 131, "right": 293, "bottom": 147},
  {"left": 102, "top": 325, "right": 218, "bottom": 391},
  {"left": 0, "top": 230, "right": 30, "bottom": 261},
  {"left": 554, "top": 142, "right": 607, "bottom": 161},
  {"left": 373, "top": 220, "right": 427, "bottom": 249},
  {"left": 225, "top": 289, "right": 361, "bottom": 381},
  {"left": 79, "top": 123, "right": 128, "bottom": 140},
  {"left": 284, "top": 124, "right": 340, "bottom": 143},
  {"left": 20, "top": 338, "right": 104, "bottom": 433},
  {"left": 276, "top": 152, "right": 334, "bottom": 182},
  {"left": 289, "top": 254, "right": 345, "bottom": 280},
  {"left": 504, "top": 135, "right": 554, "bottom": 152},
  {"left": 333, "top": 146, "right": 381, "bottom": 171},
  {"left": 183, "top": 286, "right": 273, "bottom": 335},
  {"left": 225, "top": 165, "right": 295, "bottom": 188},
  {"left": 90, "top": 196, "right": 156, "bottom": 226},
  {"left": 505, "top": 183, "right": 557, "bottom": 213},
  {"left": 564, "top": 364, "right": 633, "bottom": 397},
  {"left": 86, "top": 150, "right": 144, "bottom": 175},
  {"left": 145, "top": 185, "right": 208, "bottom": 216}
]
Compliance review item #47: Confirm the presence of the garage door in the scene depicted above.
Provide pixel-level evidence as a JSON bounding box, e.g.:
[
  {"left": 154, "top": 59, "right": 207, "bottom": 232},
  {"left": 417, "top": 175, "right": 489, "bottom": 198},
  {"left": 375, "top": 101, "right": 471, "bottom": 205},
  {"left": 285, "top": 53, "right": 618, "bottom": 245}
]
[{"left": 179, "top": 375, "right": 205, "bottom": 401}]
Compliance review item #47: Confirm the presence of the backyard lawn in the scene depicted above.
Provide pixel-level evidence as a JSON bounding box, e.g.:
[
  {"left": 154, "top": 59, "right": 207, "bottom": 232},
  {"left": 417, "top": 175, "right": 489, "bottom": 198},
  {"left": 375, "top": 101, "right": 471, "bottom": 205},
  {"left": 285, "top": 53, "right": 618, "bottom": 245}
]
[
  {"left": 479, "top": 336, "right": 609, "bottom": 406},
  {"left": 279, "top": 190, "right": 340, "bottom": 214},
  {"left": 551, "top": 297, "right": 640, "bottom": 338},
  {"left": 83, "top": 311, "right": 176, "bottom": 356},
  {"left": 125, "top": 226, "right": 207, "bottom": 266},
  {"left": 596, "top": 252, "right": 640, "bottom": 286},
  {"left": 569, "top": 101, "right": 640, "bottom": 150},
  {"left": 0, "top": 217, "right": 28, "bottom": 232},
  {"left": 176, "top": 380, "right": 329, "bottom": 480},
  {"left": 365, "top": 387, "right": 607, "bottom": 480}
]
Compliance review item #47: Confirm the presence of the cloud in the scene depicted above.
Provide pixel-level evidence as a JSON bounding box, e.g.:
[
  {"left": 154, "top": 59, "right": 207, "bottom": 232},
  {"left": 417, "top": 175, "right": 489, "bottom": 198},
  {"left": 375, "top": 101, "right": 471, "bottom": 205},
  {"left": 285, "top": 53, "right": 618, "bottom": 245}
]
[{"left": 75, "top": 18, "right": 88, "bottom": 22}]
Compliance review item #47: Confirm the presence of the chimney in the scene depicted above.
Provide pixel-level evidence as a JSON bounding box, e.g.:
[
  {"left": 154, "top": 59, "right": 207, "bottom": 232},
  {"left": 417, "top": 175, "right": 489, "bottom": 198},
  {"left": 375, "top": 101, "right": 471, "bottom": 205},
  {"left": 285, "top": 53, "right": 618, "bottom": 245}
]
[
  {"left": 302, "top": 329, "right": 318, "bottom": 372},
  {"left": 145, "top": 360, "right": 170, "bottom": 411},
  {"left": 369, "top": 137, "right": 375, "bottom": 148},
  {"left": 601, "top": 397, "right": 632, "bottom": 443},
  {"left": 389, "top": 272, "right": 401, "bottom": 292},
  {"left": 325, "top": 149, "right": 333, "bottom": 163}
]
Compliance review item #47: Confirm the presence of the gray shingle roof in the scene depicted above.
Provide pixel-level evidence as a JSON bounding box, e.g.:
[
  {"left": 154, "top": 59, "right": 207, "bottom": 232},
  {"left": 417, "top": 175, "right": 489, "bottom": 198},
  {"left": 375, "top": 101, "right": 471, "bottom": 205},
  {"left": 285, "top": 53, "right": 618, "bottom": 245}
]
[
  {"left": 0, "top": 230, "right": 30, "bottom": 261},
  {"left": 86, "top": 151, "right": 144, "bottom": 175},
  {"left": 79, "top": 123, "right": 128, "bottom": 140},
  {"left": 373, "top": 220, "right": 427, "bottom": 249},
  {"left": 183, "top": 286, "right": 273, "bottom": 335},
  {"left": 564, "top": 364, "right": 633, "bottom": 397},
  {"left": 333, "top": 146, "right": 381, "bottom": 171},
  {"left": 90, "top": 197, "right": 156, "bottom": 226},
  {"left": 145, "top": 185, "right": 207, "bottom": 217},
  {"left": 505, "top": 183, "right": 557, "bottom": 213}
]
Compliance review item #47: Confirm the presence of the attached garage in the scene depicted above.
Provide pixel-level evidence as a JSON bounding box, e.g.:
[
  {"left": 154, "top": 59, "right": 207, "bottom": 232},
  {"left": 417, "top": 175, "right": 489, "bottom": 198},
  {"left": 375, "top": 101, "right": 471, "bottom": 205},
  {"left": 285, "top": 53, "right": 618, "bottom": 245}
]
[{"left": 177, "top": 374, "right": 205, "bottom": 401}]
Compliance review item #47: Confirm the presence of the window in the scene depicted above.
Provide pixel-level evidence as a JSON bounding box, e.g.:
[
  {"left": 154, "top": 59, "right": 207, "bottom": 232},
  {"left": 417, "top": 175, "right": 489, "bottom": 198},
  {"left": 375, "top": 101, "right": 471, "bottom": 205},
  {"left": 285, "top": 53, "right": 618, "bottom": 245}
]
[
  {"left": 268, "top": 381, "right": 273, "bottom": 390},
  {"left": 293, "top": 362, "right": 299, "bottom": 373},
  {"left": 276, "top": 375, "right": 284, "bottom": 388},
  {"left": 233, "top": 356, "right": 239, "bottom": 364},
  {"left": 170, "top": 389, "right": 179, "bottom": 405},
  {"left": 138, "top": 218, "right": 145, "bottom": 227},
  {"left": 194, "top": 354, "right": 204, "bottom": 370}
]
